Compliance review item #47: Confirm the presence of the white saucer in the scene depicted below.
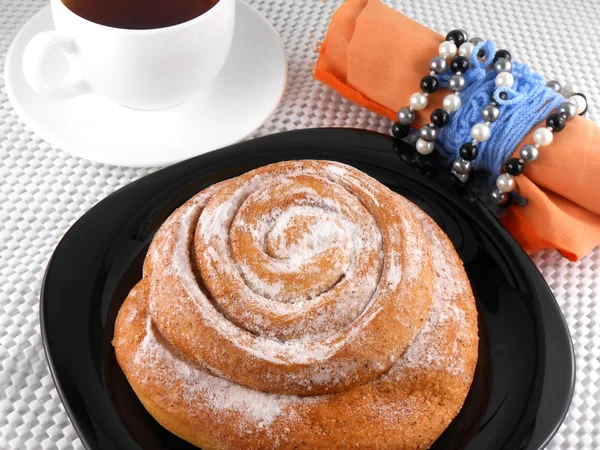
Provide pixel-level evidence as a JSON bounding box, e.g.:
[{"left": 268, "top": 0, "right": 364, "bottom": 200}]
[{"left": 5, "top": 2, "right": 287, "bottom": 167}]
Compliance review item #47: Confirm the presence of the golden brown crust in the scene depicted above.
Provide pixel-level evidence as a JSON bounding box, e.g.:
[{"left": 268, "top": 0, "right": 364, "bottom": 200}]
[
  {"left": 145, "top": 160, "right": 434, "bottom": 395},
  {"left": 113, "top": 160, "right": 478, "bottom": 449}
]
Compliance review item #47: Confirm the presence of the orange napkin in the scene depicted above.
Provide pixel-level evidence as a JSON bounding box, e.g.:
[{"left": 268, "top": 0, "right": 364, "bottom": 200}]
[{"left": 314, "top": 0, "right": 600, "bottom": 261}]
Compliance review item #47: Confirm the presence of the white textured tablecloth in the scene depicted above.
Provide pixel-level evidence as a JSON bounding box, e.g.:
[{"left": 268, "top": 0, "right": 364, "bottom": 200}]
[{"left": 1, "top": 0, "right": 599, "bottom": 448}]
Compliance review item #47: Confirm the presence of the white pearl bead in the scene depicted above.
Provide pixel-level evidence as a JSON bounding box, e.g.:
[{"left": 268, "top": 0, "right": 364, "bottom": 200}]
[
  {"left": 409, "top": 92, "right": 428, "bottom": 111},
  {"left": 458, "top": 42, "right": 475, "bottom": 60},
  {"left": 471, "top": 123, "right": 490, "bottom": 142},
  {"left": 438, "top": 41, "right": 457, "bottom": 59},
  {"left": 496, "top": 173, "right": 516, "bottom": 193},
  {"left": 568, "top": 95, "right": 587, "bottom": 115},
  {"left": 533, "top": 127, "right": 553, "bottom": 147},
  {"left": 416, "top": 138, "right": 435, "bottom": 155},
  {"left": 442, "top": 94, "right": 461, "bottom": 112},
  {"left": 495, "top": 72, "right": 515, "bottom": 88}
]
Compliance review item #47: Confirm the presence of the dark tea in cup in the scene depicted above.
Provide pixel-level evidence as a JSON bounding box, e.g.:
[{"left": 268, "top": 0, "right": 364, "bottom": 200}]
[{"left": 62, "top": 0, "right": 220, "bottom": 30}]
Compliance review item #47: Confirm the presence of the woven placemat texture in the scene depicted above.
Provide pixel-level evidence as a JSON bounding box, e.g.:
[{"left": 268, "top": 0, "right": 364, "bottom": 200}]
[{"left": 1, "top": 0, "right": 599, "bottom": 448}]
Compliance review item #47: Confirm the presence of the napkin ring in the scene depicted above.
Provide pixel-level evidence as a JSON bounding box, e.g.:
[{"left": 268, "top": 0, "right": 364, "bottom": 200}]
[
  {"left": 489, "top": 91, "right": 587, "bottom": 206},
  {"left": 390, "top": 30, "right": 588, "bottom": 209},
  {"left": 393, "top": 28, "right": 480, "bottom": 156}
]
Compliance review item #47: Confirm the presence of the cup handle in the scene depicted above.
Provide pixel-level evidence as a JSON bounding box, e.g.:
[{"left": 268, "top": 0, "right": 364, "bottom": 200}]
[{"left": 23, "top": 31, "right": 90, "bottom": 99}]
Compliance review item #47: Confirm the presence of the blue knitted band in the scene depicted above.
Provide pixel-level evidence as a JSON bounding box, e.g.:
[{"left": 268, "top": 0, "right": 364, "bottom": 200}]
[{"left": 436, "top": 40, "right": 564, "bottom": 176}]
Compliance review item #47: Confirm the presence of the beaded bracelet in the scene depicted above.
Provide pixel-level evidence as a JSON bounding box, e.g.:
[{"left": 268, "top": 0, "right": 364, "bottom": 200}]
[
  {"left": 489, "top": 82, "right": 588, "bottom": 206},
  {"left": 450, "top": 49, "right": 513, "bottom": 182},
  {"left": 389, "top": 30, "right": 590, "bottom": 209},
  {"left": 392, "top": 29, "right": 481, "bottom": 156}
]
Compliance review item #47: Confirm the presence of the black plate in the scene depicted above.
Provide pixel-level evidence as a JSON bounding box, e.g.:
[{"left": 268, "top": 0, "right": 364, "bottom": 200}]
[{"left": 41, "top": 129, "right": 574, "bottom": 450}]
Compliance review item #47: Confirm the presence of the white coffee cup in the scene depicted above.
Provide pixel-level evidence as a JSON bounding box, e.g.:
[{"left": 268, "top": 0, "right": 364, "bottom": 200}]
[{"left": 23, "top": 0, "right": 235, "bottom": 110}]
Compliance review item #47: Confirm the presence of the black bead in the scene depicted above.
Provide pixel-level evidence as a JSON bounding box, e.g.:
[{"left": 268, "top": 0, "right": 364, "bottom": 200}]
[
  {"left": 459, "top": 143, "right": 478, "bottom": 161},
  {"left": 546, "top": 112, "right": 567, "bottom": 132},
  {"left": 430, "top": 109, "right": 449, "bottom": 128},
  {"left": 494, "top": 49, "right": 512, "bottom": 62},
  {"left": 446, "top": 29, "right": 468, "bottom": 46},
  {"left": 450, "top": 56, "right": 469, "bottom": 73},
  {"left": 505, "top": 158, "right": 524, "bottom": 175},
  {"left": 420, "top": 75, "right": 439, "bottom": 94},
  {"left": 489, "top": 90, "right": 507, "bottom": 104},
  {"left": 392, "top": 122, "right": 410, "bottom": 139}
]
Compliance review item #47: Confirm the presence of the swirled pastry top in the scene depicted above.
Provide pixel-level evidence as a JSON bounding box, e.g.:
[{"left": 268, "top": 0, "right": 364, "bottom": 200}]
[
  {"left": 142, "top": 160, "right": 435, "bottom": 395},
  {"left": 113, "top": 160, "right": 479, "bottom": 449}
]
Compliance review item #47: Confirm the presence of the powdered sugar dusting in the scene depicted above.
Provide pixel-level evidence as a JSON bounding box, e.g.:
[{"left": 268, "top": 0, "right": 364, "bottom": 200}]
[
  {"left": 267, "top": 212, "right": 350, "bottom": 269},
  {"left": 398, "top": 217, "right": 423, "bottom": 282},
  {"left": 134, "top": 319, "right": 303, "bottom": 428},
  {"left": 387, "top": 256, "right": 402, "bottom": 288},
  {"left": 394, "top": 301, "right": 466, "bottom": 375},
  {"left": 364, "top": 396, "right": 419, "bottom": 426},
  {"left": 120, "top": 163, "right": 478, "bottom": 446},
  {"left": 146, "top": 161, "right": 459, "bottom": 395},
  {"left": 325, "top": 164, "right": 347, "bottom": 177},
  {"left": 390, "top": 205, "right": 473, "bottom": 377}
]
